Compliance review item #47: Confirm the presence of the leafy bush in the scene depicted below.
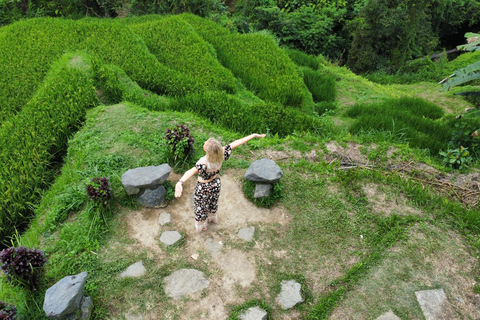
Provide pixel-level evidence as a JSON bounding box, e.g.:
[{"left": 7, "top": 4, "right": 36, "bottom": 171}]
[
  {"left": 346, "top": 97, "right": 451, "bottom": 155},
  {"left": 439, "top": 146, "right": 473, "bottom": 170},
  {"left": 242, "top": 179, "right": 284, "bottom": 208},
  {"left": 0, "top": 246, "right": 46, "bottom": 290},
  {"left": 0, "top": 300, "right": 17, "bottom": 320},
  {"left": 449, "top": 121, "right": 480, "bottom": 152},
  {"left": 181, "top": 13, "right": 306, "bottom": 107},
  {"left": 130, "top": 15, "right": 236, "bottom": 93},
  {"left": 86, "top": 177, "right": 113, "bottom": 207},
  {"left": 165, "top": 124, "right": 195, "bottom": 164}
]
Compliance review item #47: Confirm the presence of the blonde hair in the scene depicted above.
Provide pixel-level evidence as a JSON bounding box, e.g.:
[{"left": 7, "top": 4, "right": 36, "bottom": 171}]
[{"left": 205, "top": 138, "right": 224, "bottom": 167}]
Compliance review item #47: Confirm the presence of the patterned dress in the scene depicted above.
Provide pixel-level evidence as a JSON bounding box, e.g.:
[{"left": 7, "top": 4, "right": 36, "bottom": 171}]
[{"left": 193, "top": 145, "right": 232, "bottom": 222}]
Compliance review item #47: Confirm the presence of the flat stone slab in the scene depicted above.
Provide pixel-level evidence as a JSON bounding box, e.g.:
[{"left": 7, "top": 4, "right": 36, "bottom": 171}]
[
  {"left": 245, "top": 159, "right": 283, "bottom": 183},
  {"left": 254, "top": 183, "right": 272, "bottom": 198},
  {"left": 164, "top": 269, "right": 210, "bottom": 300},
  {"left": 160, "top": 231, "right": 182, "bottom": 246},
  {"left": 415, "top": 289, "right": 452, "bottom": 320},
  {"left": 205, "top": 238, "right": 223, "bottom": 256},
  {"left": 125, "top": 313, "right": 143, "bottom": 320},
  {"left": 239, "top": 306, "right": 268, "bottom": 320},
  {"left": 137, "top": 185, "right": 166, "bottom": 208},
  {"left": 277, "top": 280, "right": 304, "bottom": 310},
  {"left": 121, "top": 164, "right": 171, "bottom": 195},
  {"left": 376, "top": 310, "right": 401, "bottom": 320},
  {"left": 238, "top": 227, "right": 255, "bottom": 241},
  {"left": 120, "top": 261, "right": 146, "bottom": 278},
  {"left": 158, "top": 212, "right": 172, "bottom": 225},
  {"left": 43, "top": 272, "right": 88, "bottom": 318}
]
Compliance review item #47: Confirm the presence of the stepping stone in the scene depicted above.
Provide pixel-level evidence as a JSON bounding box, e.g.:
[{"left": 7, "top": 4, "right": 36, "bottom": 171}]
[
  {"left": 245, "top": 158, "right": 283, "bottom": 183},
  {"left": 376, "top": 310, "right": 401, "bottom": 320},
  {"left": 239, "top": 306, "right": 268, "bottom": 320},
  {"left": 415, "top": 288, "right": 452, "bottom": 320},
  {"left": 120, "top": 261, "right": 146, "bottom": 278},
  {"left": 254, "top": 184, "right": 272, "bottom": 198},
  {"left": 238, "top": 227, "right": 255, "bottom": 241},
  {"left": 159, "top": 231, "right": 182, "bottom": 246},
  {"left": 158, "top": 212, "right": 172, "bottom": 226},
  {"left": 125, "top": 313, "right": 143, "bottom": 320},
  {"left": 205, "top": 238, "right": 223, "bottom": 256},
  {"left": 164, "top": 269, "right": 210, "bottom": 300},
  {"left": 121, "top": 164, "right": 171, "bottom": 195},
  {"left": 277, "top": 280, "right": 304, "bottom": 310}
]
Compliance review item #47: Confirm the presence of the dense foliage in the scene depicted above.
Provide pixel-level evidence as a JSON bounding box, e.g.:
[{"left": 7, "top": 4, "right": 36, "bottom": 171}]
[
  {"left": 86, "top": 177, "right": 113, "bottom": 206},
  {"left": 0, "top": 246, "right": 46, "bottom": 290},
  {"left": 165, "top": 124, "right": 195, "bottom": 164},
  {"left": 0, "top": 300, "right": 17, "bottom": 319}
]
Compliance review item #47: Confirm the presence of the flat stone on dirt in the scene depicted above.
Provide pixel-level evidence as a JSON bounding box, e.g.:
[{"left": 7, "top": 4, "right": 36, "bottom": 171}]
[
  {"left": 164, "top": 269, "right": 210, "bottom": 300},
  {"left": 238, "top": 227, "right": 255, "bottom": 241},
  {"left": 239, "top": 306, "right": 268, "bottom": 320},
  {"left": 254, "top": 183, "right": 272, "bottom": 198},
  {"left": 120, "top": 261, "right": 146, "bottom": 278},
  {"left": 158, "top": 212, "right": 172, "bottom": 225},
  {"left": 415, "top": 289, "right": 452, "bottom": 320},
  {"left": 137, "top": 185, "right": 166, "bottom": 208},
  {"left": 277, "top": 280, "right": 304, "bottom": 310},
  {"left": 121, "top": 164, "right": 171, "bottom": 195},
  {"left": 245, "top": 159, "right": 283, "bottom": 183},
  {"left": 376, "top": 310, "right": 401, "bottom": 320},
  {"left": 160, "top": 231, "right": 182, "bottom": 246},
  {"left": 205, "top": 238, "right": 223, "bottom": 256},
  {"left": 125, "top": 313, "right": 143, "bottom": 320}
]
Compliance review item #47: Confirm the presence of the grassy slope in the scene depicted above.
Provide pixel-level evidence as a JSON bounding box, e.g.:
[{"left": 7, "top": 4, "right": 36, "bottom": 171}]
[{"left": 1, "top": 14, "right": 480, "bottom": 320}]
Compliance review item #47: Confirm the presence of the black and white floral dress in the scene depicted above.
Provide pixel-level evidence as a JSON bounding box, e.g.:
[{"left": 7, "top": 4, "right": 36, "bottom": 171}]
[{"left": 193, "top": 145, "right": 232, "bottom": 222}]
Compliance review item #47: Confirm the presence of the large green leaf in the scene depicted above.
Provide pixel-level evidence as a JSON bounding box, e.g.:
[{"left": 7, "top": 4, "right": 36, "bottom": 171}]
[
  {"left": 442, "top": 71, "right": 480, "bottom": 91},
  {"left": 453, "top": 60, "right": 480, "bottom": 76}
]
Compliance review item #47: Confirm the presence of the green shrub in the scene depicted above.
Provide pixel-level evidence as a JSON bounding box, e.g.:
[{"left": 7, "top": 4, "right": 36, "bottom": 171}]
[
  {"left": 0, "top": 246, "right": 46, "bottom": 290},
  {"left": 285, "top": 48, "right": 320, "bottom": 70},
  {"left": 346, "top": 97, "right": 451, "bottom": 155},
  {"left": 181, "top": 13, "right": 306, "bottom": 108},
  {"left": 0, "top": 17, "right": 201, "bottom": 123},
  {"left": 439, "top": 146, "right": 472, "bottom": 170},
  {"left": 0, "top": 52, "right": 99, "bottom": 245},
  {"left": 301, "top": 67, "right": 337, "bottom": 103},
  {"left": 130, "top": 15, "right": 236, "bottom": 93}
]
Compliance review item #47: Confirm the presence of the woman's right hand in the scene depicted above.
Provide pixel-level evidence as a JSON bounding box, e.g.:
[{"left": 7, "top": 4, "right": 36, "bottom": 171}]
[{"left": 175, "top": 182, "right": 183, "bottom": 198}]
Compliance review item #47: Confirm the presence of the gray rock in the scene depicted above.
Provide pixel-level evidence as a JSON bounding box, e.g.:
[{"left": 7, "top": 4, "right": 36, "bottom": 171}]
[
  {"left": 80, "top": 297, "right": 93, "bottom": 320},
  {"left": 160, "top": 231, "right": 182, "bottom": 246},
  {"left": 277, "top": 280, "right": 304, "bottom": 310},
  {"left": 120, "top": 261, "right": 146, "bottom": 278},
  {"left": 239, "top": 306, "right": 268, "bottom": 320},
  {"left": 238, "top": 227, "right": 255, "bottom": 241},
  {"left": 254, "top": 183, "right": 272, "bottom": 198},
  {"left": 164, "top": 269, "right": 210, "bottom": 300},
  {"left": 376, "top": 310, "right": 401, "bottom": 320},
  {"left": 158, "top": 212, "right": 172, "bottom": 225},
  {"left": 205, "top": 238, "right": 223, "bottom": 256},
  {"left": 245, "top": 159, "right": 283, "bottom": 183},
  {"left": 121, "top": 164, "right": 171, "bottom": 195},
  {"left": 125, "top": 313, "right": 143, "bottom": 320},
  {"left": 43, "top": 272, "right": 88, "bottom": 319},
  {"left": 137, "top": 185, "right": 166, "bottom": 208},
  {"left": 415, "top": 289, "right": 452, "bottom": 320}
]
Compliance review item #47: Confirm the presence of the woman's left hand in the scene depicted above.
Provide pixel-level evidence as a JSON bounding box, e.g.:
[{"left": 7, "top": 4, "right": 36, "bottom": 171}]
[{"left": 175, "top": 183, "right": 183, "bottom": 198}]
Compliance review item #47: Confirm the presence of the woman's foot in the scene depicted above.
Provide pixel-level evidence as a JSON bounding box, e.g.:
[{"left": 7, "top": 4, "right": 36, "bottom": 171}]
[
  {"left": 208, "top": 214, "right": 217, "bottom": 224},
  {"left": 195, "top": 220, "right": 208, "bottom": 232}
]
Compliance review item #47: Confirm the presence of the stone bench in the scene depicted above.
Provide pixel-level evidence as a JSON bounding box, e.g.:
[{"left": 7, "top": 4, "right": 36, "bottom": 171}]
[{"left": 244, "top": 158, "right": 283, "bottom": 198}]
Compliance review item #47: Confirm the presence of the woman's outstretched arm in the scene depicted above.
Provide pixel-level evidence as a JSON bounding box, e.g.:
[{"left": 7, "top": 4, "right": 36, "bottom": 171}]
[
  {"left": 175, "top": 166, "right": 199, "bottom": 198},
  {"left": 229, "top": 133, "right": 266, "bottom": 149}
]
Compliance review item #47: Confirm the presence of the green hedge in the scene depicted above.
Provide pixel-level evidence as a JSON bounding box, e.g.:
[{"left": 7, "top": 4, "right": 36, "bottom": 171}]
[
  {"left": 170, "top": 90, "right": 328, "bottom": 136},
  {"left": 346, "top": 97, "right": 452, "bottom": 155},
  {"left": 0, "top": 17, "right": 202, "bottom": 123},
  {"left": 130, "top": 15, "right": 236, "bottom": 93},
  {"left": 0, "top": 52, "right": 99, "bottom": 244},
  {"left": 181, "top": 13, "right": 306, "bottom": 108}
]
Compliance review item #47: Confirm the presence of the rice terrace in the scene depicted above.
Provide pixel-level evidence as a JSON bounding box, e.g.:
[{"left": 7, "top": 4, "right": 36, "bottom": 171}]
[{"left": 1, "top": 2, "right": 480, "bottom": 319}]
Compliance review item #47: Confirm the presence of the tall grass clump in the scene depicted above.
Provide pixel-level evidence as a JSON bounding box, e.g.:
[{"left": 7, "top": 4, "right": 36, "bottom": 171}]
[
  {"left": 171, "top": 91, "right": 330, "bottom": 136},
  {"left": 0, "top": 17, "right": 201, "bottom": 123},
  {"left": 0, "top": 52, "right": 99, "bottom": 246},
  {"left": 181, "top": 13, "right": 306, "bottom": 108},
  {"left": 301, "top": 67, "right": 337, "bottom": 103},
  {"left": 346, "top": 97, "right": 452, "bottom": 155},
  {"left": 130, "top": 15, "right": 236, "bottom": 93},
  {"left": 284, "top": 48, "right": 320, "bottom": 70}
]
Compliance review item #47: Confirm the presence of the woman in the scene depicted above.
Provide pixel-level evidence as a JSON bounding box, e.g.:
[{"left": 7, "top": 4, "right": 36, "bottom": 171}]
[{"left": 175, "top": 133, "right": 266, "bottom": 232}]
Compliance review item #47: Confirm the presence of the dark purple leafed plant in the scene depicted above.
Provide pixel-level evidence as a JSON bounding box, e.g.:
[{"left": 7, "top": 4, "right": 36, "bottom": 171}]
[
  {"left": 165, "top": 124, "right": 195, "bottom": 163},
  {"left": 86, "top": 176, "right": 112, "bottom": 206},
  {"left": 0, "top": 300, "right": 17, "bottom": 320},
  {"left": 0, "top": 246, "right": 46, "bottom": 290}
]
